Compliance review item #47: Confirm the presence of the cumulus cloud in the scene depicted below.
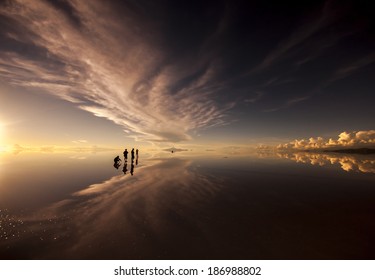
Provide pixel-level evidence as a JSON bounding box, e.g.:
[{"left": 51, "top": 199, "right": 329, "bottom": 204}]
[
  {"left": 276, "top": 130, "right": 375, "bottom": 150},
  {"left": 256, "top": 144, "right": 272, "bottom": 150},
  {"left": 0, "top": 0, "right": 233, "bottom": 143}
]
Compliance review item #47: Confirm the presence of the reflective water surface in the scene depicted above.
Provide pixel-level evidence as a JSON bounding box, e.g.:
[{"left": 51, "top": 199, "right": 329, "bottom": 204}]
[{"left": 0, "top": 150, "right": 375, "bottom": 259}]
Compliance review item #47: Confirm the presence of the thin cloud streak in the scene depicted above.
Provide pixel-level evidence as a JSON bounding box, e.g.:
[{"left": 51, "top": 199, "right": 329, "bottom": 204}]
[
  {"left": 326, "top": 52, "right": 375, "bottom": 85},
  {"left": 244, "top": 91, "right": 264, "bottom": 103},
  {"left": 252, "top": 1, "right": 336, "bottom": 73},
  {"left": 0, "top": 0, "right": 233, "bottom": 143},
  {"left": 238, "top": 1, "right": 368, "bottom": 113},
  {"left": 262, "top": 95, "right": 310, "bottom": 112}
]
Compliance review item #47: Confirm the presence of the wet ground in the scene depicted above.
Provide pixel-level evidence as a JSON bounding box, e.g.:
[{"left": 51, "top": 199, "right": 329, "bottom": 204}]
[{"left": 0, "top": 150, "right": 374, "bottom": 259}]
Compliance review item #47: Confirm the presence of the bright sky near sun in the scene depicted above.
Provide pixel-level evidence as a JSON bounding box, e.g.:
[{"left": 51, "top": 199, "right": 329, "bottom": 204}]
[
  {"left": 0, "top": 0, "right": 374, "bottom": 151},
  {"left": 0, "top": 121, "right": 3, "bottom": 143}
]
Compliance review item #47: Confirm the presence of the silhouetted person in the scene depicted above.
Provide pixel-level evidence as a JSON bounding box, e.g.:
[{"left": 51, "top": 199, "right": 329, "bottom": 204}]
[
  {"left": 131, "top": 148, "right": 135, "bottom": 160},
  {"left": 136, "top": 149, "right": 138, "bottom": 156},
  {"left": 113, "top": 155, "right": 121, "bottom": 169},
  {"left": 135, "top": 149, "right": 139, "bottom": 165},
  {"left": 130, "top": 161, "right": 134, "bottom": 176},
  {"left": 123, "top": 149, "right": 128, "bottom": 160},
  {"left": 122, "top": 162, "right": 128, "bottom": 174}
]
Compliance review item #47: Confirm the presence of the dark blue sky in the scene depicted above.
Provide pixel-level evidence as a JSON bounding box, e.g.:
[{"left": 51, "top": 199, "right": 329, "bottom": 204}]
[{"left": 0, "top": 0, "right": 374, "bottom": 148}]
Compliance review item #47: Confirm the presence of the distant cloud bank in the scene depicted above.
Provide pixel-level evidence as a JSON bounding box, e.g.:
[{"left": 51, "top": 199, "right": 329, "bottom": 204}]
[{"left": 258, "top": 130, "right": 375, "bottom": 150}]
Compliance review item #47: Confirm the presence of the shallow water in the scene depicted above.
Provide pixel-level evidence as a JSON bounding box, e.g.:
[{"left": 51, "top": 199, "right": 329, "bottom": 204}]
[{"left": 0, "top": 150, "right": 374, "bottom": 259}]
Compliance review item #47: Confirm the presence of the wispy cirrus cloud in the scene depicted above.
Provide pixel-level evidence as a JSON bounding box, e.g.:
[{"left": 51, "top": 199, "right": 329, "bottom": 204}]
[
  {"left": 72, "top": 139, "right": 87, "bottom": 144},
  {"left": 326, "top": 52, "right": 375, "bottom": 85},
  {"left": 233, "top": 2, "right": 336, "bottom": 112},
  {"left": 262, "top": 95, "right": 310, "bottom": 112},
  {"left": 0, "top": 0, "right": 233, "bottom": 143},
  {"left": 240, "top": 1, "right": 372, "bottom": 113},
  {"left": 244, "top": 91, "right": 264, "bottom": 103},
  {"left": 254, "top": 1, "right": 335, "bottom": 73}
]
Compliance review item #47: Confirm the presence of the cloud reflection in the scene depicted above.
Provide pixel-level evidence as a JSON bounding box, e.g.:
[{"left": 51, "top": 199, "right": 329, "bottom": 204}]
[
  {"left": 276, "top": 152, "right": 375, "bottom": 174},
  {"left": 1, "top": 157, "right": 225, "bottom": 258}
]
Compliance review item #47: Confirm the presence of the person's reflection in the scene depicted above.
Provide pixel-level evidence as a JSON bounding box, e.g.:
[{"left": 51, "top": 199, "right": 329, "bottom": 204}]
[
  {"left": 122, "top": 162, "right": 128, "bottom": 174},
  {"left": 130, "top": 159, "right": 135, "bottom": 175}
]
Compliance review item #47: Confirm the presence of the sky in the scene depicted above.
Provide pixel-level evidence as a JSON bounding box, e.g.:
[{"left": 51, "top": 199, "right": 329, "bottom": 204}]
[{"left": 0, "top": 0, "right": 374, "bottom": 151}]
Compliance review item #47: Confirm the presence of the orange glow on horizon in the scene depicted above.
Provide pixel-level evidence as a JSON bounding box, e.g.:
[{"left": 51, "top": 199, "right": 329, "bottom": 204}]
[{"left": 0, "top": 121, "right": 4, "bottom": 147}]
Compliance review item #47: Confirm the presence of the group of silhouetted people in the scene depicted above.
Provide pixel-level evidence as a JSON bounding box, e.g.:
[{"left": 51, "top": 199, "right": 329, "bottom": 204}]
[
  {"left": 113, "top": 148, "right": 139, "bottom": 175},
  {"left": 123, "top": 148, "right": 138, "bottom": 160}
]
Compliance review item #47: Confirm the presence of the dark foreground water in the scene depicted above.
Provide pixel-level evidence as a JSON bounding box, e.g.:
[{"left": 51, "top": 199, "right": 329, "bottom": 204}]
[{"left": 0, "top": 150, "right": 374, "bottom": 259}]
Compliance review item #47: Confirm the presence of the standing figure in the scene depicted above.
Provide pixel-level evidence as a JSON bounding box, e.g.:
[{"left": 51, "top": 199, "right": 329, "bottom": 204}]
[
  {"left": 123, "top": 149, "right": 128, "bottom": 160},
  {"left": 131, "top": 148, "right": 135, "bottom": 160}
]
